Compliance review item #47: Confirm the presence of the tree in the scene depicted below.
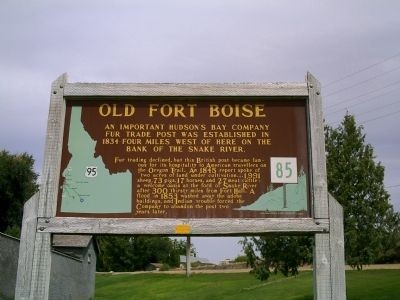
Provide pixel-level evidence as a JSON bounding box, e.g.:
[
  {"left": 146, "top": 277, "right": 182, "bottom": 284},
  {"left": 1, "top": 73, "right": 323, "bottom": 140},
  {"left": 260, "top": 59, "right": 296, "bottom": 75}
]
[
  {"left": 325, "top": 114, "right": 399, "bottom": 269},
  {"left": 130, "top": 236, "right": 177, "bottom": 270},
  {"left": 97, "top": 236, "right": 134, "bottom": 272},
  {"left": 97, "top": 236, "right": 194, "bottom": 271},
  {"left": 242, "top": 114, "right": 399, "bottom": 280},
  {"left": 241, "top": 236, "right": 313, "bottom": 281},
  {"left": 233, "top": 254, "right": 248, "bottom": 263},
  {"left": 0, "top": 150, "right": 38, "bottom": 237},
  {"left": 375, "top": 213, "right": 400, "bottom": 263}
]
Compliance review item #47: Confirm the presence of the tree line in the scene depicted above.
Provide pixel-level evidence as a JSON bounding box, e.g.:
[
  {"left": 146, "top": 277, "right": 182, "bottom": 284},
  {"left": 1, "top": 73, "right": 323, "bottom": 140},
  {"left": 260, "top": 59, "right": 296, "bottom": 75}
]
[
  {"left": 1, "top": 114, "right": 399, "bottom": 274},
  {"left": 96, "top": 236, "right": 194, "bottom": 271}
]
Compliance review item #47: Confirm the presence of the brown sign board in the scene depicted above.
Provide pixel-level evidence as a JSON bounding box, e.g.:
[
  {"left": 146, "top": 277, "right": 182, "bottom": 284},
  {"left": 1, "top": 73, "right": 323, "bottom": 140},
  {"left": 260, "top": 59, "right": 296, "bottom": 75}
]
[{"left": 57, "top": 97, "right": 311, "bottom": 219}]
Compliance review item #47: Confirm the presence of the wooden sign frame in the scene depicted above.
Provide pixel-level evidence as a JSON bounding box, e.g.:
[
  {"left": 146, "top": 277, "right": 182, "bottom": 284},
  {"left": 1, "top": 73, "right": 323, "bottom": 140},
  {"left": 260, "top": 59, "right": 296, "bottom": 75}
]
[
  {"left": 35, "top": 73, "right": 329, "bottom": 236},
  {"left": 15, "top": 73, "right": 346, "bottom": 300}
]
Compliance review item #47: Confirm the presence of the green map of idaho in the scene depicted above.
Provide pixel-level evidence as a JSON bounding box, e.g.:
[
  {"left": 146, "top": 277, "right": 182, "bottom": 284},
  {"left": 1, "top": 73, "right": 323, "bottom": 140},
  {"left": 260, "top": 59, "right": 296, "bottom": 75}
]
[{"left": 60, "top": 106, "right": 132, "bottom": 214}]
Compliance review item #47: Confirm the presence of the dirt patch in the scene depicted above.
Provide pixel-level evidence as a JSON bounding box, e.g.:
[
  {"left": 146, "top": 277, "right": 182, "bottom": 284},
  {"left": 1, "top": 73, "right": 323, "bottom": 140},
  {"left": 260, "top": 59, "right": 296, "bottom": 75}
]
[{"left": 97, "top": 264, "right": 400, "bottom": 276}]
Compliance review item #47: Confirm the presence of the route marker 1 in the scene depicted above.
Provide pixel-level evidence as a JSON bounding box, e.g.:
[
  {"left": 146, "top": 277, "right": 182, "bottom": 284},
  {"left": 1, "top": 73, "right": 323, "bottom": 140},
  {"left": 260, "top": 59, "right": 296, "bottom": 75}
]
[{"left": 85, "top": 166, "right": 98, "bottom": 178}]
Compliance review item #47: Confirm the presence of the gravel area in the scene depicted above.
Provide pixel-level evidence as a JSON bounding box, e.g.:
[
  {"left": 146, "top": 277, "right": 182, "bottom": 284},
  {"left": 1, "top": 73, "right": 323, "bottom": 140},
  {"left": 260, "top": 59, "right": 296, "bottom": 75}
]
[{"left": 97, "top": 264, "right": 400, "bottom": 276}]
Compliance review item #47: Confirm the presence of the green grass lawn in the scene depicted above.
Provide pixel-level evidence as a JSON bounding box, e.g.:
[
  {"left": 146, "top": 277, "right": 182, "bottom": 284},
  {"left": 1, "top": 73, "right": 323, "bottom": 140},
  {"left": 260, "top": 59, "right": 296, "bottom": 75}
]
[{"left": 95, "top": 269, "right": 400, "bottom": 300}]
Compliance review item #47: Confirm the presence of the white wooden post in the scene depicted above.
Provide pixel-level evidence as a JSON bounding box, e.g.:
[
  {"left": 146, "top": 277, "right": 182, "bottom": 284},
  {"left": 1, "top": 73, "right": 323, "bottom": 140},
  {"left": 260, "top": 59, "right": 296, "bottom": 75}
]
[
  {"left": 308, "top": 72, "right": 331, "bottom": 299},
  {"left": 313, "top": 195, "right": 346, "bottom": 299},
  {"left": 15, "top": 74, "right": 67, "bottom": 299},
  {"left": 15, "top": 192, "right": 39, "bottom": 299},
  {"left": 314, "top": 233, "right": 332, "bottom": 299},
  {"left": 308, "top": 73, "right": 346, "bottom": 299},
  {"left": 329, "top": 194, "right": 346, "bottom": 300}
]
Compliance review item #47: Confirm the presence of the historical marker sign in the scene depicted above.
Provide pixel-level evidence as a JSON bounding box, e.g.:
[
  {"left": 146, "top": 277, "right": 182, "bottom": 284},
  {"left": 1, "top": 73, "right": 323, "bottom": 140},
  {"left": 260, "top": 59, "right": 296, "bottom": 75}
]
[
  {"left": 57, "top": 97, "right": 310, "bottom": 219},
  {"left": 19, "top": 75, "right": 345, "bottom": 300},
  {"left": 34, "top": 75, "right": 330, "bottom": 236}
]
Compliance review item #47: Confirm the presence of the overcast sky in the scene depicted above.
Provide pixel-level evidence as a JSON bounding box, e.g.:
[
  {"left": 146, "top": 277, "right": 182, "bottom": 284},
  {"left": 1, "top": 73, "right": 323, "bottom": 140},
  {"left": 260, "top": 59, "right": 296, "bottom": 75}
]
[{"left": 1, "top": 1, "right": 399, "bottom": 263}]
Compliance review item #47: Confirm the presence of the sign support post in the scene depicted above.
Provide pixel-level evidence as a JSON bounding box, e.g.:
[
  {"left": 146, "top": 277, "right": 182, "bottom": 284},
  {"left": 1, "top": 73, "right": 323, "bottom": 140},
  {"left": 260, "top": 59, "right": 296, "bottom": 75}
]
[
  {"left": 308, "top": 73, "right": 346, "bottom": 299},
  {"left": 15, "top": 74, "right": 67, "bottom": 300},
  {"left": 15, "top": 192, "right": 39, "bottom": 299},
  {"left": 328, "top": 194, "right": 346, "bottom": 300},
  {"left": 308, "top": 73, "right": 331, "bottom": 299}
]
